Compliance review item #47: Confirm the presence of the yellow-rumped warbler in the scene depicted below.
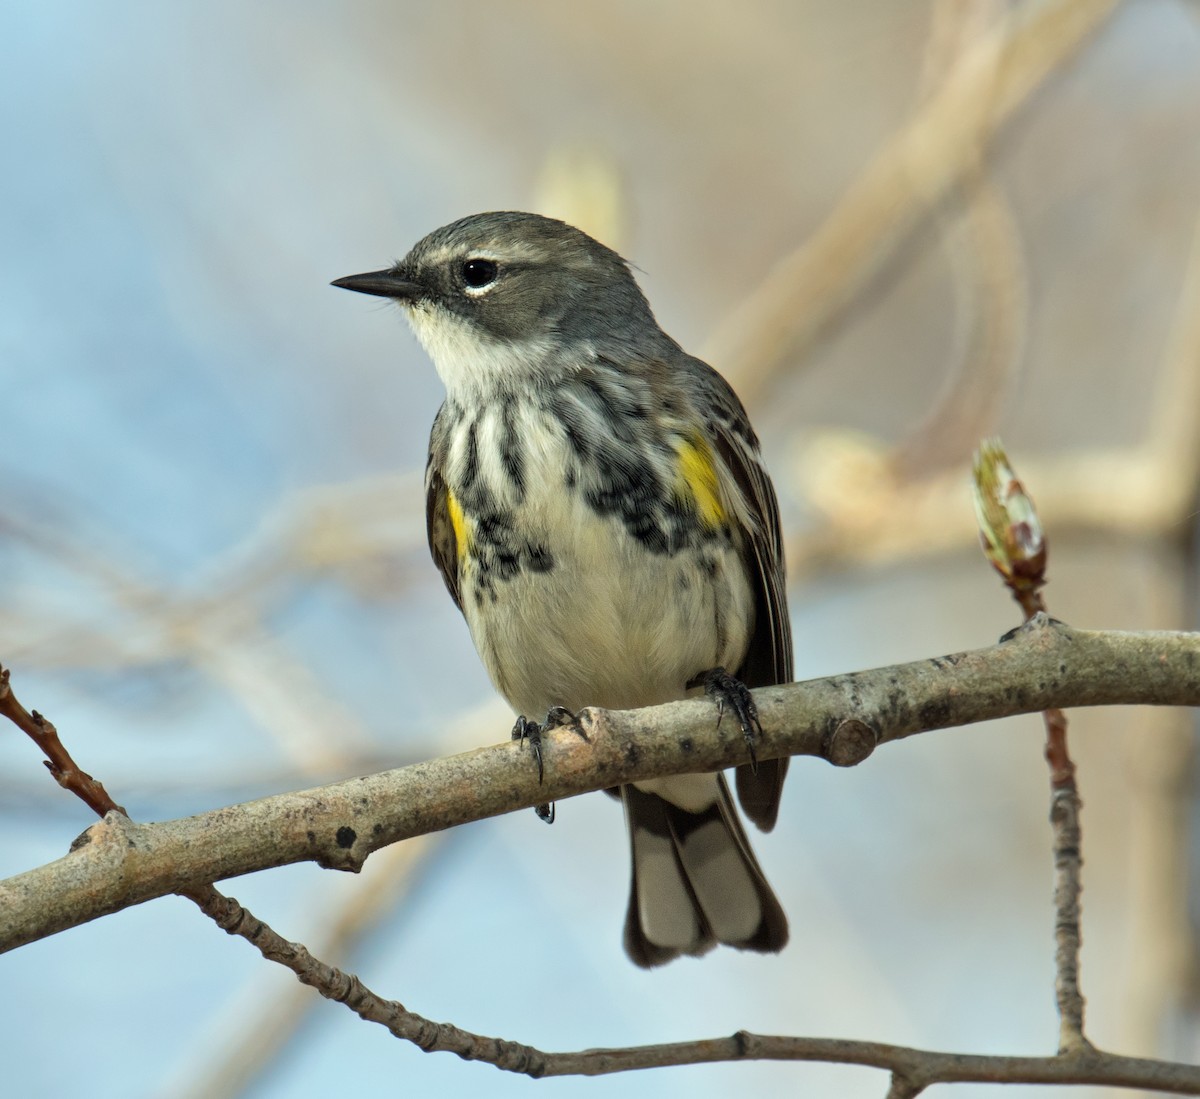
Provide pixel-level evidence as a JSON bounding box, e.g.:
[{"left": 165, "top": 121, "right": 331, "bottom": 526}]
[{"left": 334, "top": 212, "right": 791, "bottom": 966}]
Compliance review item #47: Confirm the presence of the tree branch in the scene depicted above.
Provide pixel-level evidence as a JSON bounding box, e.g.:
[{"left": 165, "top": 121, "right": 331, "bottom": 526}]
[
  {"left": 515, "top": 1034, "right": 1200, "bottom": 1089},
  {"left": 2, "top": 617, "right": 1198, "bottom": 955},
  {"left": 159, "top": 887, "right": 1200, "bottom": 1089},
  {"left": 4, "top": 620, "right": 1200, "bottom": 1090}
]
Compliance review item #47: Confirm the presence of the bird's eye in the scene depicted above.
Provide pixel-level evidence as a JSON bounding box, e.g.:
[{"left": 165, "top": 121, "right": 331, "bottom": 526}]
[{"left": 461, "top": 258, "right": 498, "bottom": 289}]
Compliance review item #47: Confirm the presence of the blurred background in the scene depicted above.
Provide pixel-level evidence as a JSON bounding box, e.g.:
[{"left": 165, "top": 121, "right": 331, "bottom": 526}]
[{"left": 2, "top": 1, "right": 1199, "bottom": 1096}]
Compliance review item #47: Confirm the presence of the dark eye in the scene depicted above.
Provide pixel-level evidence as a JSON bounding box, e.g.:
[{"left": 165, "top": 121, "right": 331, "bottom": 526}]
[{"left": 462, "top": 258, "right": 498, "bottom": 288}]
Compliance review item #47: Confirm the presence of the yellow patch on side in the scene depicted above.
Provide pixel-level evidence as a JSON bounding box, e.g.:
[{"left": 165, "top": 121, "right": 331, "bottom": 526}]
[
  {"left": 446, "top": 488, "right": 471, "bottom": 559},
  {"left": 675, "top": 434, "right": 727, "bottom": 529}
]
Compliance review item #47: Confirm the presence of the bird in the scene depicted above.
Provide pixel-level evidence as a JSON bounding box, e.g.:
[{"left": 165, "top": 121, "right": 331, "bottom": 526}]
[{"left": 333, "top": 211, "right": 791, "bottom": 966}]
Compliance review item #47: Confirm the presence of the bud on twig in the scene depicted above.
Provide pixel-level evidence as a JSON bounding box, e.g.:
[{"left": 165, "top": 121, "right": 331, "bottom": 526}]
[{"left": 972, "top": 438, "right": 1047, "bottom": 601}]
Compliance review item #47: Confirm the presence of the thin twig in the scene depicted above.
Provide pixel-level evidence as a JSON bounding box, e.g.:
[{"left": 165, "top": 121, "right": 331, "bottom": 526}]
[
  {"left": 973, "top": 440, "right": 1092, "bottom": 1051},
  {"left": 1021, "top": 603, "right": 1089, "bottom": 1053},
  {"left": 0, "top": 665, "right": 126, "bottom": 817},
  {"left": 156, "top": 837, "right": 441, "bottom": 1099}
]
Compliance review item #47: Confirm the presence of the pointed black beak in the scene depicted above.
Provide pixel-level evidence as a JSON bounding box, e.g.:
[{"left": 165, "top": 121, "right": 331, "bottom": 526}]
[{"left": 331, "top": 269, "right": 423, "bottom": 300}]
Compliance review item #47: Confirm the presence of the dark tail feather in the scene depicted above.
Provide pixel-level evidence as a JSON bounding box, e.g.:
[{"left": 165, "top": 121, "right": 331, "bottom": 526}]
[
  {"left": 621, "top": 777, "right": 788, "bottom": 968},
  {"left": 736, "top": 756, "right": 789, "bottom": 832},
  {"left": 622, "top": 786, "right": 709, "bottom": 968}
]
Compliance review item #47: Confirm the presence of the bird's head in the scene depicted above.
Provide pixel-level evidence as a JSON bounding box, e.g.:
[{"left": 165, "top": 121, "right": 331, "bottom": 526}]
[{"left": 333, "top": 211, "right": 663, "bottom": 396}]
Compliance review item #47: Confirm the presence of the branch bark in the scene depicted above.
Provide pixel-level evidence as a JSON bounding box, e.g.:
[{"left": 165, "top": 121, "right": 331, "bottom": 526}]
[
  {"left": 164, "top": 886, "right": 1200, "bottom": 1089},
  {"left": 2, "top": 616, "right": 1199, "bottom": 955}
]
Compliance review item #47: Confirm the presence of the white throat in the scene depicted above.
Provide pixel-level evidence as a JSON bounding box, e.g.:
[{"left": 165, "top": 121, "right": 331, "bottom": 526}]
[{"left": 403, "top": 301, "right": 557, "bottom": 398}]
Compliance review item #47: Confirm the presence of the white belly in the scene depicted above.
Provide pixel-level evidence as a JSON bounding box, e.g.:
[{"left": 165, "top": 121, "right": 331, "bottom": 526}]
[{"left": 459, "top": 486, "right": 754, "bottom": 718}]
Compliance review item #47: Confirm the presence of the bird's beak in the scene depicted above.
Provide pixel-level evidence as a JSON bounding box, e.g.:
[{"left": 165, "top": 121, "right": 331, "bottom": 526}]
[{"left": 331, "top": 269, "right": 423, "bottom": 301}]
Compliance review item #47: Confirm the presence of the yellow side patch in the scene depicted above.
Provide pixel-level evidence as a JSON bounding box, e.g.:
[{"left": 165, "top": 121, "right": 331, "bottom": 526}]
[
  {"left": 446, "top": 488, "right": 470, "bottom": 559},
  {"left": 675, "top": 434, "right": 726, "bottom": 529}
]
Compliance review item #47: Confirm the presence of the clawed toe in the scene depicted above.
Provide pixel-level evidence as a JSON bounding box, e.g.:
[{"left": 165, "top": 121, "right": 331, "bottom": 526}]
[
  {"left": 689, "top": 667, "right": 762, "bottom": 774},
  {"left": 511, "top": 714, "right": 546, "bottom": 783},
  {"left": 512, "top": 707, "right": 584, "bottom": 824}
]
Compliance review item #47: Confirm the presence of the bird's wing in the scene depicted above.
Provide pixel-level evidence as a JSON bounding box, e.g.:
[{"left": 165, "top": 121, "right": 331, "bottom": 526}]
[
  {"left": 425, "top": 407, "right": 463, "bottom": 611},
  {"left": 697, "top": 362, "right": 793, "bottom": 831}
]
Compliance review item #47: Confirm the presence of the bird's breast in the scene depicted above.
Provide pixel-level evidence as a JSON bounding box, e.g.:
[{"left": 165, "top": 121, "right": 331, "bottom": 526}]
[{"left": 441, "top": 394, "right": 754, "bottom": 716}]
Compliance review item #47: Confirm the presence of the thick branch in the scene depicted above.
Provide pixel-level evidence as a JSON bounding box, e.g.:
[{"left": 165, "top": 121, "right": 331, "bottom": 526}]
[{"left": 2, "top": 618, "right": 1198, "bottom": 954}]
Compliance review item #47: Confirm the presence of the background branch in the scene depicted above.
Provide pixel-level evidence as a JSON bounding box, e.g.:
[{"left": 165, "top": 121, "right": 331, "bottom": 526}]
[{"left": 705, "top": 0, "right": 1117, "bottom": 403}]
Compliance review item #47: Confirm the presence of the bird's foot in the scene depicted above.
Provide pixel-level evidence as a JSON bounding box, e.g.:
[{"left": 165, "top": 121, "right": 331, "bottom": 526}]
[
  {"left": 688, "top": 667, "right": 762, "bottom": 774},
  {"left": 511, "top": 706, "right": 584, "bottom": 824}
]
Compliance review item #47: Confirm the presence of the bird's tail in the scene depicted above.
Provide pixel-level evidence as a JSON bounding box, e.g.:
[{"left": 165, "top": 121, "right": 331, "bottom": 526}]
[{"left": 620, "top": 774, "right": 788, "bottom": 967}]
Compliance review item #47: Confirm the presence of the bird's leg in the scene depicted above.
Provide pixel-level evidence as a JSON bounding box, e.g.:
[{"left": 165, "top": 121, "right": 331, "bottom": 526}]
[
  {"left": 511, "top": 714, "right": 546, "bottom": 783},
  {"left": 688, "top": 667, "right": 762, "bottom": 774},
  {"left": 511, "top": 706, "right": 585, "bottom": 824}
]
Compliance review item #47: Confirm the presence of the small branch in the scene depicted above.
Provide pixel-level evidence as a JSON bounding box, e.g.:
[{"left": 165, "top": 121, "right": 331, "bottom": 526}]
[
  {"left": 1037, "top": 641, "right": 1088, "bottom": 1052},
  {"left": 0, "top": 665, "right": 126, "bottom": 816},
  {"left": 157, "top": 838, "right": 441, "bottom": 1099},
  {"left": 2, "top": 621, "right": 1199, "bottom": 954},
  {"left": 190, "top": 886, "right": 551, "bottom": 1074},
  {"left": 1050, "top": 779, "right": 1089, "bottom": 1052},
  {"left": 536, "top": 1038, "right": 1200, "bottom": 1088},
  {"left": 90, "top": 874, "right": 1200, "bottom": 1088},
  {"left": 973, "top": 438, "right": 1092, "bottom": 1051}
]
